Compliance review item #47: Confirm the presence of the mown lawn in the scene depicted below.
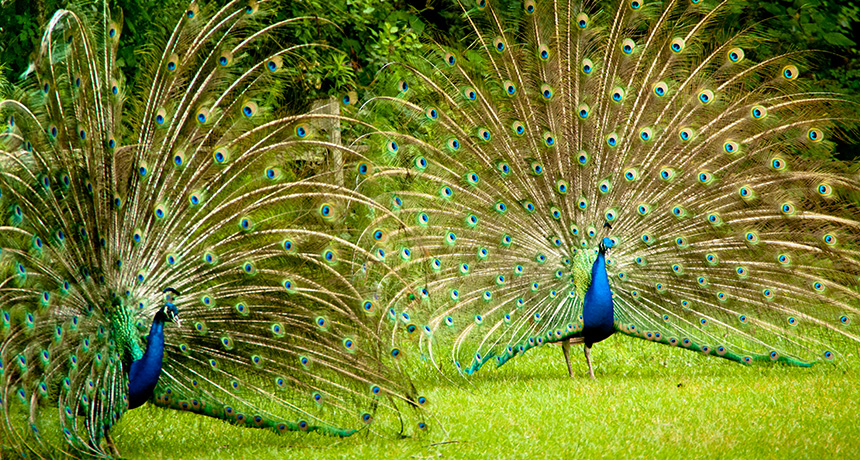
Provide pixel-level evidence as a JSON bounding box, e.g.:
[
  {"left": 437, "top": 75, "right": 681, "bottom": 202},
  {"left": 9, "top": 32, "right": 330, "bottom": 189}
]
[{"left": 116, "top": 334, "right": 860, "bottom": 459}]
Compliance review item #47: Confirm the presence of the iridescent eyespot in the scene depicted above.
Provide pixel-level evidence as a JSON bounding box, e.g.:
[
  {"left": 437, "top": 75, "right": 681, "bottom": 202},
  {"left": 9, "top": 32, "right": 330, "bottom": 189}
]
[
  {"left": 727, "top": 47, "right": 744, "bottom": 62},
  {"left": 750, "top": 105, "right": 767, "bottom": 119},
  {"left": 576, "top": 13, "right": 589, "bottom": 28},
  {"left": 621, "top": 38, "right": 636, "bottom": 55},
  {"left": 782, "top": 65, "right": 798, "bottom": 80},
  {"left": 807, "top": 128, "right": 823, "bottom": 143},
  {"left": 582, "top": 58, "right": 594, "bottom": 74}
]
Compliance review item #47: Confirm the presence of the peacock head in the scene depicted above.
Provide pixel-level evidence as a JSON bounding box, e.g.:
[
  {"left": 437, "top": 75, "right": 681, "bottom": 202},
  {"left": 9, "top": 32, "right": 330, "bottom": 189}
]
[
  {"left": 161, "top": 287, "right": 182, "bottom": 327},
  {"left": 599, "top": 223, "right": 615, "bottom": 254},
  {"left": 599, "top": 237, "right": 615, "bottom": 254}
]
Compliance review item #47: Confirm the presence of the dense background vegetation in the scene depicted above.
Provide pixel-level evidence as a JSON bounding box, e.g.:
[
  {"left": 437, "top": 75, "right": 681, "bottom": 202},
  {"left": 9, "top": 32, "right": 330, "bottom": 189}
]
[{"left": 2, "top": 0, "right": 859, "bottom": 156}]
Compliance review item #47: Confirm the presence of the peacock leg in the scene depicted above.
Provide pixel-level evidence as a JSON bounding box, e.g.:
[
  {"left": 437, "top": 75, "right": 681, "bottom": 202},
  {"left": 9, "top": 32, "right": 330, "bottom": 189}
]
[
  {"left": 584, "top": 345, "right": 595, "bottom": 379},
  {"left": 105, "top": 432, "right": 120, "bottom": 458},
  {"left": 561, "top": 340, "right": 574, "bottom": 378}
]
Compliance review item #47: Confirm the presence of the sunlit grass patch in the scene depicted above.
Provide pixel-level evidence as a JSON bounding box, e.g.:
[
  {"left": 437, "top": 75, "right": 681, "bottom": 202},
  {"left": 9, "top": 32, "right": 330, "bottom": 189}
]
[{"left": 117, "top": 334, "right": 860, "bottom": 459}]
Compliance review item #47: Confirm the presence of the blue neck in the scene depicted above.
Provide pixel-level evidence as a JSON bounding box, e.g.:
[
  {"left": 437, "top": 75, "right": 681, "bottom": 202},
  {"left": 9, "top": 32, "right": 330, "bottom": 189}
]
[
  {"left": 582, "top": 251, "right": 615, "bottom": 346},
  {"left": 127, "top": 311, "right": 167, "bottom": 409}
]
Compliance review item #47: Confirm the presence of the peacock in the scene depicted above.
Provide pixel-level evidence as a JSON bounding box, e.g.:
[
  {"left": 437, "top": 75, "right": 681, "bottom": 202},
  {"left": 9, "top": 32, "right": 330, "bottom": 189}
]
[
  {"left": 0, "top": 1, "right": 429, "bottom": 457},
  {"left": 316, "top": 0, "right": 860, "bottom": 381}
]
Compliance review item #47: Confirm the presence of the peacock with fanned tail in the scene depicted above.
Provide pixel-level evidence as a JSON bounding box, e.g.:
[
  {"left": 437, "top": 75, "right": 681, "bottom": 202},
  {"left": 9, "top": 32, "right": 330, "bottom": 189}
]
[
  {"left": 0, "top": 1, "right": 429, "bottom": 457},
  {"left": 317, "top": 0, "right": 860, "bottom": 380}
]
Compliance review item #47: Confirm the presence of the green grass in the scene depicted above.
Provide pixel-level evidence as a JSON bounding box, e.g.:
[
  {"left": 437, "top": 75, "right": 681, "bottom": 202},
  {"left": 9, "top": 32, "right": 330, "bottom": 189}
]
[{"left": 116, "top": 335, "right": 860, "bottom": 459}]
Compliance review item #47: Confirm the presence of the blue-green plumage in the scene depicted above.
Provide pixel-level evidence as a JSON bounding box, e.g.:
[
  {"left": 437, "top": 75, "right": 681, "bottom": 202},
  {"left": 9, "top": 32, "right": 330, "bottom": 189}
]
[
  {"left": 582, "top": 240, "right": 614, "bottom": 348},
  {"left": 128, "top": 299, "right": 180, "bottom": 410}
]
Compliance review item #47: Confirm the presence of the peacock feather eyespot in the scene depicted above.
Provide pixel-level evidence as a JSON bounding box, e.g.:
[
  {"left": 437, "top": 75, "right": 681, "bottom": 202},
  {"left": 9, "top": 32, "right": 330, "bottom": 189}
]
[
  {"left": 266, "top": 56, "right": 283, "bottom": 72},
  {"left": 750, "top": 105, "right": 767, "bottom": 119},
  {"left": 448, "top": 138, "right": 461, "bottom": 151},
  {"left": 605, "top": 209, "right": 621, "bottom": 224},
  {"left": 697, "top": 171, "right": 713, "bottom": 185},
  {"left": 501, "top": 234, "right": 512, "bottom": 247},
  {"left": 671, "top": 206, "right": 687, "bottom": 218},
  {"left": 342, "top": 91, "right": 357, "bottom": 106},
  {"left": 679, "top": 127, "right": 693, "bottom": 141},
  {"left": 241, "top": 101, "right": 258, "bottom": 117},
  {"left": 738, "top": 185, "right": 754, "bottom": 200},
  {"left": 460, "top": 263, "right": 470, "bottom": 275},
  {"left": 538, "top": 45, "right": 550, "bottom": 60},
  {"left": 493, "top": 37, "right": 506, "bottom": 53},
  {"left": 770, "top": 156, "right": 788, "bottom": 171},
  {"left": 716, "top": 291, "right": 727, "bottom": 302},
  {"left": 416, "top": 213, "right": 430, "bottom": 226},
  {"left": 319, "top": 203, "right": 335, "bottom": 220},
  {"left": 597, "top": 179, "right": 612, "bottom": 195},
  {"left": 189, "top": 192, "right": 202, "bottom": 206},
  {"left": 639, "top": 127, "right": 653, "bottom": 141},
  {"left": 504, "top": 80, "right": 517, "bottom": 95},
  {"left": 653, "top": 82, "right": 668, "bottom": 97},
  {"left": 576, "top": 12, "right": 590, "bottom": 28},
  {"left": 807, "top": 128, "right": 823, "bottom": 143},
  {"left": 727, "top": 47, "right": 745, "bottom": 62},
  {"left": 670, "top": 37, "right": 685, "bottom": 53},
  {"left": 511, "top": 121, "right": 525, "bottom": 136},
  {"left": 577, "top": 103, "right": 589, "bottom": 118},
  {"left": 621, "top": 38, "right": 636, "bottom": 55},
  {"left": 426, "top": 107, "right": 439, "bottom": 120},
  {"left": 462, "top": 86, "right": 478, "bottom": 102},
  {"left": 781, "top": 64, "right": 799, "bottom": 80},
  {"left": 494, "top": 201, "right": 508, "bottom": 214},
  {"left": 322, "top": 248, "right": 339, "bottom": 265},
  {"left": 816, "top": 182, "right": 833, "bottom": 197},
  {"left": 723, "top": 141, "right": 739, "bottom": 155},
  {"left": 542, "top": 84, "right": 555, "bottom": 101},
  {"left": 840, "top": 316, "right": 851, "bottom": 326},
  {"left": 550, "top": 207, "right": 562, "bottom": 220},
  {"left": 706, "top": 213, "right": 722, "bottom": 226},
  {"left": 577, "top": 150, "right": 590, "bottom": 165},
  {"left": 607, "top": 133, "right": 619, "bottom": 147},
  {"left": 213, "top": 147, "right": 230, "bottom": 164},
  {"left": 698, "top": 89, "right": 714, "bottom": 105},
  {"left": 582, "top": 58, "right": 594, "bottom": 74},
  {"left": 446, "top": 231, "right": 457, "bottom": 245},
  {"left": 623, "top": 168, "right": 638, "bottom": 182},
  {"left": 822, "top": 233, "right": 837, "bottom": 246}
]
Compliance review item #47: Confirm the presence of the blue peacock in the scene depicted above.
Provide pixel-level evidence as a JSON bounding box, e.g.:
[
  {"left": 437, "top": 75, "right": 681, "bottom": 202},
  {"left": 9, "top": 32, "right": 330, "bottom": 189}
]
[
  {"left": 319, "top": 0, "right": 860, "bottom": 380},
  {"left": 0, "top": 1, "right": 428, "bottom": 457}
]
